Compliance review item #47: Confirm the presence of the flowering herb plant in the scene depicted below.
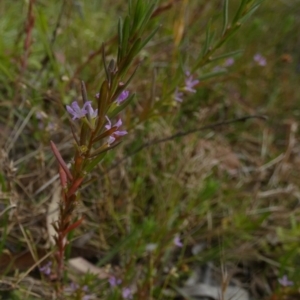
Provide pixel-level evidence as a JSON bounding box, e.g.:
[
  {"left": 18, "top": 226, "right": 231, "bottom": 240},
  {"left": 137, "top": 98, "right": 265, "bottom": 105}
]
[{"left": 42, "top": 0, "right": 267, "bottom": 298}]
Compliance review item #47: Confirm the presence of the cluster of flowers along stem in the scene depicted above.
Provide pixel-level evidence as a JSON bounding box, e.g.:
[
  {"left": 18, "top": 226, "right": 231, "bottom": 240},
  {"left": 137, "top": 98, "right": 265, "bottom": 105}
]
[
  {"left": 48, "top": 70, "right": 192, "bottom": 281},
  {"left": 174, "top": 71, "right": 199, "bottom": 102},
  {"left": 49, "top": 84, "right": 130, "bottom": 281},
  {"left": 66, "top": 90, "right": 129, "bottom": 144}
]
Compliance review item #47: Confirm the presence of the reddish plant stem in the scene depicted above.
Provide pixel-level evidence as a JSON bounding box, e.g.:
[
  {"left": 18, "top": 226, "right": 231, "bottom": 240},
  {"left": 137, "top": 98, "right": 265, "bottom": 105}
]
[
  {"left": 53, "top": 143, "right": 90, "bottom": 280},
  {"left": 22, "top": 0, "right": 36, "bottom": 71}
]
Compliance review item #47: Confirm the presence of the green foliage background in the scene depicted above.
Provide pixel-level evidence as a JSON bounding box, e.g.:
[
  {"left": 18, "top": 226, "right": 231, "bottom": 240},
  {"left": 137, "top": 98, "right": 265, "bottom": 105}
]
[{"left": 0, "top": 0, "right": 300, "bottom": 299}]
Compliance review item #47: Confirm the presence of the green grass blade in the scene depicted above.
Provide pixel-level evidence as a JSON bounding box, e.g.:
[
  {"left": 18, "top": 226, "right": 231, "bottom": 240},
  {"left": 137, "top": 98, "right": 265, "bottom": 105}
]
[{"left": 222, "top": 0, "right": 229, "bottom": 36}]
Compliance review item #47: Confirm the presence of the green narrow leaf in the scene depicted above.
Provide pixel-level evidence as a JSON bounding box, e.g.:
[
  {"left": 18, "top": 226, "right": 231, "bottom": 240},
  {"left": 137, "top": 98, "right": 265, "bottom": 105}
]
[
  {"left": 116, "top": 63, "right": 139, "bottom": 91},
  {"left": 110, "top": 73, "right": 121, "bottom": 99},
  {"left": 108, "top": 59, "right": 115, "bottom": 74},
  {"left": 101, "top": 45, "right": 110, "bottom": 84},
  {"left": 238, "top": 3, "right": 261, "bottom": 24},
  {"left": 222, "top": 0, "right": 229, "bottom": 36},
  {"left": 214, "top": 23, "right": 240, "bottom": 49},
  {"left": 81, "top": 81, "right": 88, "bottom": 104},
  {"left": 117, "top": 18, "right": 123, "bottom": 62},
  {"left": 210, "top": 49, "right": 243, "bottom": 62},
  {"left": 79, "top": 122, "right": 89, "bottom": 146},
  {"left": 118, "top": 17, "right": 123, "bottom": 46},
  {"left": 84, "top": 152, "right": 107, "bottom": 172},
  {"left": 135, "top": 2, "right": 156, "bottom": 35},
  {"left": 132, "top": 0, "right": 144, "bottom": 32},
  {"left": 199, "top": 69, "right": 227, "bottom": 80},
  {"left": 89, "top": 142, "right": 120, "bottom": 159},
  {"left": 117, "top": 45, "right": 122, "bottom": 64},
  {"left": 232, "top": 0, "right": 248, "bottom": 24},
  {"left": 137, "top": 25, "right": 160, "bottom": 53},
  {"left": 208, "top": 30, "right": 216, "bottom": 49},
  {"left": 121, "top": 16, "right": 130, "bottom": 58},
  {"left": 92, "top": 127, "right": 116, "bottom": 144},
  {"left": 118, "top": 38, "right": 142, "bottom": 77},
  {"left": 202, "top": 19, "right": 212, "bottom": 56}
]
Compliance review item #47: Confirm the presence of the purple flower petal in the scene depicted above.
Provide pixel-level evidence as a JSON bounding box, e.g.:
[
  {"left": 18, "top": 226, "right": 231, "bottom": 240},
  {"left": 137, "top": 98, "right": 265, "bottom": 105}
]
[
  {"left": 66, "top": 101, "right": 88, "bottom": 120},
  {"left": 108, "top": 136, "right": 116, "bottom": 144},
  {"left": 39, "top": 261, "right": 52, "bottom": 276},
  {"left": 174, "top": 88, "right": 184, "bottom": 102},
  {"left": 184, "top": 71, "right": 199, "bottom": 93},
  {"left": 115, "top": 130, "right": 127, "bottom": 136},
  {"left": 84, "top": 101, "right": 98, "bottom": 119},
  {"left": 109, "top": 276, "right": 122, "bottom": 287},
  {"left": 115, "top": 119, "right": 122, "bottom": 128},
  {"left": 174, "top": 236, "right": 183, "bottom": 248},
  {"left": 122, "top": 287, "right": 133, "bottom": 299},
  {"left": 105, "top": 116, "right": 127, "bottom": 145},
  {"left": 116, "top": 90, "right": 129, "bottom": 105},
  {"left": 105, "top": 116, "right": 112, "bottom": 130},
  {"left": 278, "top": 275, "right": 293, "bottom": 287},
  {"left": 253, "top": 53, "right": 267, "bottom": 66},
  {"left": 224, "top": 57, "right": 235, "bottom": 67}
]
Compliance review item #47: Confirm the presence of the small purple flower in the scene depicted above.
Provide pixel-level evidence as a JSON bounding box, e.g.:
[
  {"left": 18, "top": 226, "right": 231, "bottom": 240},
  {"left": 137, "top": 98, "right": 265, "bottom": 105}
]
[
  {"left": 116, "top": 90, "right": 129, "bottom": 105},
  {"left": 278, "top": 275, "right": 293, "bottom": 287},
  {"left": 122, "top": 287, "right": 133, "bottom": 299},
  {"left": 174, "top": 236, "right": 183, "bottom": 248},
  {"left": 66, "top": 101, "right": 88, "bottom": 120},
  {"left": 96, "top": 91, "right": 129, "bottom": 105},
  {"left": 224, "top": 57, "right": 235, "bottom": 67},
  {"left": 253, "top": 53, "right": 267, "bottom": 66},
  {"left": 84, "top": 101, "right": 98, "bottom": 119},
  {"left": 39, "top": 261, "right": 52, "bottom": 276},
  {"left": 105, "top": 116, "right": 127, "bottom": 145},
  {"left": 184, "top": 71, "right": 199, "bottom": 93},
  {"left": 109, "top": 276, "right": 122, "bottom": 287},
  {"left": 174, "top": 88, "right": 184, "bottom": 102}
]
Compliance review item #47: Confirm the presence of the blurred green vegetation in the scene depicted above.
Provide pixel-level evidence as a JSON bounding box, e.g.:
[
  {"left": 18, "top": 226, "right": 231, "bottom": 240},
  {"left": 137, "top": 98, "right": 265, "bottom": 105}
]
[{"left": 0, "top": 0, "right": 300, "bottom": 299}]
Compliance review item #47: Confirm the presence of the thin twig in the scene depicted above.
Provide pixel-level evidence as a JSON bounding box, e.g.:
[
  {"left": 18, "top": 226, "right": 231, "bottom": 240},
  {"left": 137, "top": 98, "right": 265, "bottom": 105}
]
[{"left": 108, "top": 114, "right": 267, "bottom": 171}]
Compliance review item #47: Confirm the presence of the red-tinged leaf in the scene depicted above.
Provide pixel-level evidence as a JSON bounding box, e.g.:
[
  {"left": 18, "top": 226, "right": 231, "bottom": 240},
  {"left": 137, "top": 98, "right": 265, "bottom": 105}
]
[
  {"left": 50, "top": 141, "right": 73, "bottom": 181},
  {"left": 66, "top": 177, "right": 84, "bottom": 197},
  {"left": 59, "top": 165, "right": 67, "bottom": 188},
  {"left": 62, "top": 218, "right": 84, "bottom": 235}
]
